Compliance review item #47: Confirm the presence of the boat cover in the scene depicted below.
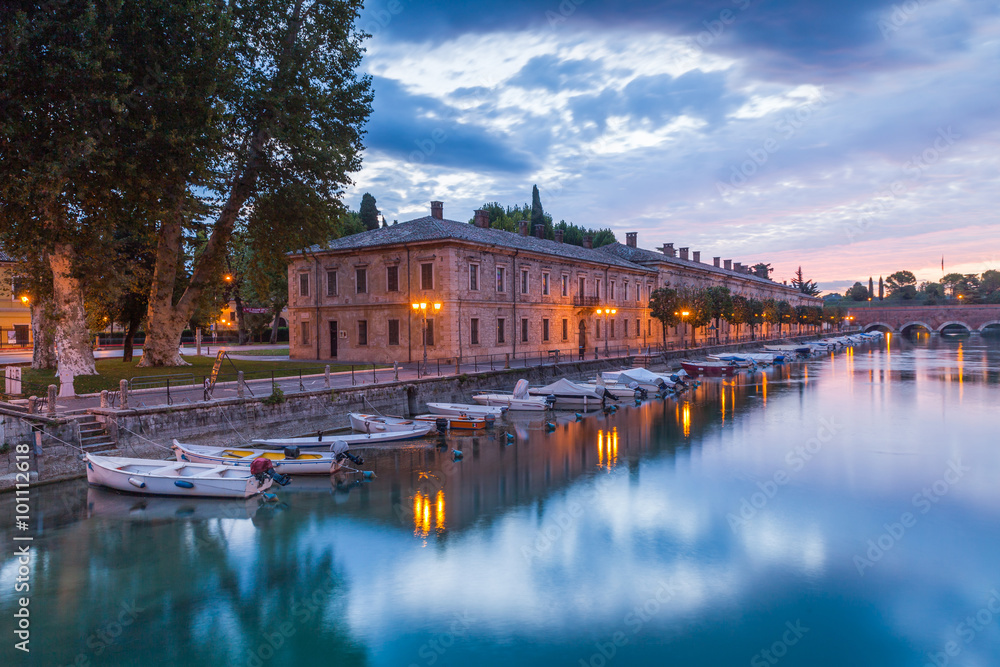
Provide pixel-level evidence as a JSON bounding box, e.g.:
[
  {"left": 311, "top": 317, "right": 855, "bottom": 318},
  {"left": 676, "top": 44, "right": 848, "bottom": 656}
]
[
  {"left": 532, "top": 378, "right": 606, "bottom": 399},
  {"left": 615, "top": 367, "right": 668, "bottom": 387},
  {"left": 512, "top": 379, "right": 530, "bottom": 399},
  {"left": 329, "top": 440, "right": 350, "bottom": 457}
]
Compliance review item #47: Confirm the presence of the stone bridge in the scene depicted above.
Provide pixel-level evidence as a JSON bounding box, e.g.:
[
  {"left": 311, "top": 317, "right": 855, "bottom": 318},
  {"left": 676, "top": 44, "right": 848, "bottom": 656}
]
[{"left": 847, "top": 304, "right": 1000, "bottom": 334}]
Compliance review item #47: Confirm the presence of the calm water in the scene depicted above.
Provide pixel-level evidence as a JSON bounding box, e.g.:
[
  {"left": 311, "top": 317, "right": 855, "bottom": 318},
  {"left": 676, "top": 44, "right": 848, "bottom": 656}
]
[{"left": 3, "top": 335, "right": 1000, "bottom": 666}]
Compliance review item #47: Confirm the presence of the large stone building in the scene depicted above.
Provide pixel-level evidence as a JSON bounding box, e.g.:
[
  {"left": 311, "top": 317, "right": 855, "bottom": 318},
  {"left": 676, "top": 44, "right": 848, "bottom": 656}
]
[
  {"left": 287, "top": 202, "right": 820, "bottom": 363},
  {"left": 0, "top": 249, "right": 31, "bottom": 346}
]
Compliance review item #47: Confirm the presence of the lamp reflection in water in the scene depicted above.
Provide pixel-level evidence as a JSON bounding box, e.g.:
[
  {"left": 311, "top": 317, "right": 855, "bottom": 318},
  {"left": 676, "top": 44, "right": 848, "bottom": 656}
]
[
  {"left": 597, "top": 428, "right": 619, "bottom": 470},
  {"left": 412, "top": 488, "right": 447, "bottom": 543},
  {"left": 681, "top": 402, "right": 691, "bottom": 438}
]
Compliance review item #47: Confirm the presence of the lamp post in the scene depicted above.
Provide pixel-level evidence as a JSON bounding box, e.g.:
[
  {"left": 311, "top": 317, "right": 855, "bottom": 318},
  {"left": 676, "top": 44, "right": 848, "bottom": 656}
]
[
  {"left": 595, "top": 307, "right": 616, "bottom": 356},
  {"left": 411, "top": 301, "right": 442, "bottom": 371}
]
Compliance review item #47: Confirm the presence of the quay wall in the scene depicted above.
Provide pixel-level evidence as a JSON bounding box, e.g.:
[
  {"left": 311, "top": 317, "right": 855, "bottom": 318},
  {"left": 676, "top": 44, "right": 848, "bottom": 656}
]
[{"left": 0, "top": 334, "right": 833, "bottom": 492}]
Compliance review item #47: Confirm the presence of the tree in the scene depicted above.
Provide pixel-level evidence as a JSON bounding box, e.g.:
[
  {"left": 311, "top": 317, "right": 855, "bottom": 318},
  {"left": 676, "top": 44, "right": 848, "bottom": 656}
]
[
  {"left": 702, "top": 285, "right": 732, "bottom": 343},
  {"left": 360, "top": 193, "right": 379, "bottom": 231},
  {"left": 139, "top": 0, "right": 373, "bottom": 366},
  {"left": 530, "top": 184, "right": 545, "bottom": 236},
  {"left": 648, "top": 287, "right": 680, "bottom": 348},
  {"left": 845, "top": 282, "right": 870, "bottom": 301},
  {"left": 677, "top": 286, "right": 711, "bottom": 346},
  {"left": 980, "top": 270, "right": 1000, "bottom": 298},
  {"left": 878, "top": 276, "right": 884, "bottom": 301},
  {"left": 885, "top": 270, "right": 917, "bottom": 296},
  {"left": 791, "top": 266, "right": 821, "bottom": 296},
  {"left": 868, "top": 276, "right": 874, "bottom": 299},
  {"left": 746, "top": 298, "right": 764, "bottom": 340},
  {"left": 775, "top": 300, "right": 794, "bottom": 335},
  {"left": 751, "top": 263, "right": 772, "bottom": 279},
  {"left": 727, "top": 295, "right": 752, "bottom": 339}
]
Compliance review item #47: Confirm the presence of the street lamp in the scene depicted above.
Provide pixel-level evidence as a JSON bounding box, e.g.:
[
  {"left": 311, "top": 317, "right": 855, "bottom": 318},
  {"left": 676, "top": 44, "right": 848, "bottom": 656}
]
[
  {"left": 412, "top": 301, "right": 442, "bottom": 369},
  {"left": 595, "top": 307, "right": 617, "bottom": 355},
  {"left": 19, "top": 295, "right": 29, "bottom": 304}
]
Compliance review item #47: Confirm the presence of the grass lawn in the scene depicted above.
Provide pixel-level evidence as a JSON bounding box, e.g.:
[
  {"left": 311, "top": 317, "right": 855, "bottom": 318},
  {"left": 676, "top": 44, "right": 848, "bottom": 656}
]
[
  {"left": 19, "top": 355, "right": 369, "bottom": 396},
  {"left": 225, "top": 347, "right": 290, "bottom": 356}
]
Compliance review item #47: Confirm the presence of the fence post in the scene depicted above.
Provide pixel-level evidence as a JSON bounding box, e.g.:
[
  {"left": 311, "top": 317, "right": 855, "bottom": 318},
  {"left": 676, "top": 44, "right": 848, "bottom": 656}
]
[
  {"left": 373, "top": 364, "right": 377, "bottom": 384},
  {"left": 393, "top": 361, "right": 399, "bottom": 382},
  {"left": 119, "top": 379, "right": 129, "bottom": 410},
  {"left": 351, "top": 366, "right": 355, "bottom": 386},
  {"left": 196, "top": 327, "right": 202, "bottom": 356},
  {"left": 100, "top": 390, "right": 109, "bottom": 409},
  {"left": 437, "top": 359, "right": 441, "bottom": 376},
  {"left": 325, "top": 365, "right": 331, "bottom": 388},
  {"left": 455, "top": 357, "right": 460, "bottom": 374},
  {"left": 47, "top": 384, "right": 57, "bottom": 416},
  {"left": 166, "top": 378, "right": 172, "bottom": 405},
  {"left": 504, "top": 353, "right": 510, "bottom": 369},
  {"left": 237, "top": 371, "right": 245, "bottom": 399}
]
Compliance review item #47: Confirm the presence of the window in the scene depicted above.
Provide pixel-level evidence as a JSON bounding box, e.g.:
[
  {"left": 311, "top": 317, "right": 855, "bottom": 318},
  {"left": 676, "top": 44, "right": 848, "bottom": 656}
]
[
  {"left": 578, "top": 276, "right": 585, "bottom": 297},
  {"left": 469, "top": 264, "right": 479, "bottom": 291},
  {"left": 623, "top": 282, "right": 628, "bottom": 301},
  {"left": 300, "top": 321, "right": 310, "bottom": 345},
  {"left": 421, "top": 263, "right": 433, "bottom": 290},
  {"left": 542, "top": 318, "right": 550, "bottom": 342},
  {"left": 610, "top": 319, "right": 615, "bottom": 339},
  {"left": 636, "top": 319, "right": 640, "bottom": 337},
  {"left": 638, "top": 285, "right": 643, "bottom": 302},
  {"left": 326, "top": 270, "right": 338, "bottom": 297},
  {"left": 561, "top": 275, "right": 568, "bottom": 297},
  {"left": 624, "top": 319, "right": 628, "bottom": 338},
  {"left": 471, "top": 318, "right": 479, "bottom": 345},
  {"left": 386, "top": 266, "right": 399, "bottom": 292},
  {"left": 562, "top": 318, "right": 568, "bottom": 341},
  {"left": 542, "top": 272, "right": 550, "bottom": 296},
  {"left": 520, "top": 269, "right": 529, "bottom": 295},
  {"left": 299, "top": 273, "right": 310, "bottom": 297},
  {"left": 355, "top": 268, "right": 367, "bottom": 294},
  {"left": 610, "top": 280, "right": 615, "bottom": 300},
  {"left": 596, "top": 279, "right": 602, "bottom": 299},
  {"left": 596, "top": 320, "right": 601, "bottom": 339},
  {"left": 228, "top": 311, "right": 235, "bottom": 322},
  {"left": 388, "top": 319, "right": 399, "bottom": 346},
  {"left": 425, "top": 319, "right": 434, "bottom": 346},
  {"left": 497, "top": 318, "right": 506, "bottom": 344},
  {"left": 648, "top": 320, "right": 652, "bottom": 336},
  {"left": 496, "top": 267, "right": 506, "bottom": 292},
  {"left": 521, "top": 318, "right": 529, "bottom": 343},
  {"left": 357, "top": 320, "right": 368, "bottom": 346}
]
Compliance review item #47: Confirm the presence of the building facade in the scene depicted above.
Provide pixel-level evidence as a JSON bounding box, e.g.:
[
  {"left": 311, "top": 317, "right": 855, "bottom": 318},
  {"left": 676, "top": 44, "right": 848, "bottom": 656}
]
[
  {"left": 0, "top": 250, "right": 31, "bottom": 346},
  {"left": 287, "top": 202, "right": 821, "bottom": 363}
]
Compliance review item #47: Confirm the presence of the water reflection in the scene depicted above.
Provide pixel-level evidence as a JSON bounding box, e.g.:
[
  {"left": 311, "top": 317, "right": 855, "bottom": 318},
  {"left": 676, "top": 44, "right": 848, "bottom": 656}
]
[{"left": 3, "top": 335, "right": 1000, "bottom": 666}]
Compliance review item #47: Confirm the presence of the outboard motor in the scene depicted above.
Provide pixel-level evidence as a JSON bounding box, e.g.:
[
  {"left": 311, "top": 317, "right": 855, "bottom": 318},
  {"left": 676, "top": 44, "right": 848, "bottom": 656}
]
[
  {"left": 250, "top": 457, "right": 291, "bottom": 487},
  {"left": 544, "top": 394, "right": 557, "bottom": 408},
  {"left": 330, "top": 439, "right": 364, "bottom": 466},
  {"left": 435, "top": 417, "right": 449, "bottom": 435},
  {"left": 484, "top": 414, "right": 496, "bottom": 428},
  {"left": 283, "top": 446, "right": 301, "bottom": 459}
]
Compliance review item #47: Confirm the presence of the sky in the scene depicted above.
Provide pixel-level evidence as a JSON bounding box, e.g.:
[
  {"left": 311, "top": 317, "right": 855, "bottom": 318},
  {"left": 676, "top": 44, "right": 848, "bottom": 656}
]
[{"left": 345, "top": 0, "right": 1000, "bottom": 294}]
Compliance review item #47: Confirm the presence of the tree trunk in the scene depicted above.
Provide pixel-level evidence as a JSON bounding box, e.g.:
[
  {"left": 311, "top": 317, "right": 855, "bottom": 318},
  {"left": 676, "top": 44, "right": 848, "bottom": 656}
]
[
  {"left": 235, "top": 292, "right": 247, "bottom": 345},
  {"left": 122, "top": 314, "right": 142, "bottom": 362},
  {"left": 269, "top": 307, "right": 281, "bottom": 344},
  {"left": 30, "top": 298, "right": 57, "bottom": 370},
  {"left": 139, "top": 212, "right": 189, "bottom": 366},
  {"left": 49, "top": 243, "right": 97, "bottom": 396}
]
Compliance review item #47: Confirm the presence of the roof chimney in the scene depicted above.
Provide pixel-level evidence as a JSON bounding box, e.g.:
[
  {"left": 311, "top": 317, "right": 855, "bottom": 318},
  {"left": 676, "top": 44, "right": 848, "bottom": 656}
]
[
  {"left": 713, "top": 257, "right": 721, "bottom": 267},
  {"left": 430, "top": 201, "right": 443, "bottom": 220},
  {"left": 692, "top": 251, "right": 701, "bottom": 263},
  {"left": 679, "top": 247, "right": 689, "bottom": 261},
  {"left": 518, "top": 220, "right": 529, "bottom": 236},
  {"left": 473, "top": 209, "right": 489, "bottom": 228},
  {"left": 582, "top": 234, "right": 593, "bottom": 249},
  {"left": 661, "top": 243, "right": 675, "bottom": 257},
  {"left": 554, "top": 229, "right": 564, "bottom": 243},
  {"left": 734, "top": 262, "right": 742, "bottom": 272},
  {"left": 534, "top": 223, "right": 545, "bottom": 239},
  {"left": 724, "top": 259, "right": 732, "bottom": 270},
  {"left": 626, "top": 232, "right": 637, "bottom": 248}
]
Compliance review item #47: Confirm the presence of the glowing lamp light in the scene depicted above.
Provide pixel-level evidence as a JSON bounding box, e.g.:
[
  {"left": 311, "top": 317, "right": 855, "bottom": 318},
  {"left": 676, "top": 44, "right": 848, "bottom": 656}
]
[
  {"left": 20, "top": 295, "right": 29, "bottom": 304},
  {"left": 224, "top": 274, "right": 233, "bottom": 282},
  {"left": 433, "top": 302, "right": 442, "bottom": 311},
  {"left": 412, "top": 303, "right": 420, "bottom": 310},
  {"left": 681, "top": 311, "right": 690, "bottom": 317}
]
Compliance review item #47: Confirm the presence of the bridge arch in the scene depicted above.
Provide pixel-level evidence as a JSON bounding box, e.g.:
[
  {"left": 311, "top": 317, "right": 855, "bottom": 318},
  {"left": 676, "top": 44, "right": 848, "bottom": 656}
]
[
  {"left": 863, "top": 322, "right": 894, "bottom": 333},
  {"left": 936, "top": 321, "right": 973, "bottom": 334},
  {"left": 899, "top": 321, "right": 933, "bottom": 335},
  {"left": 978, "top": 320, "right": 1000, "bottom": 333}
]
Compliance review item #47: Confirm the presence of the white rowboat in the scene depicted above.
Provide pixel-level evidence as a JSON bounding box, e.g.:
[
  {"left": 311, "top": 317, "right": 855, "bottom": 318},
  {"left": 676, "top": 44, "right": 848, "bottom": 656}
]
[
  {"left": 172, "top": 440, "right": 343, "bottom": 475},
  {"left": 251, "top": 424, "right": 434, "bottom": 449},
  {"left": 349, "top": 412, "right": 422, "bottom": 433},
  {"left": 426, "top": 402, "right": 505, "bottom": 418},
  {"left": 86, "top": 453, "right": 274, "bottom": 498}
]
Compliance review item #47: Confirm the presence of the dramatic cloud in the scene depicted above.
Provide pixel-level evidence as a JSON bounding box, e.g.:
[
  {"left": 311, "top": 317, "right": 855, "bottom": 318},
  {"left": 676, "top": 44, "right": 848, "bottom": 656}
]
[{"left": 348, "top": 0, "right": 1000, "bottom": 292}]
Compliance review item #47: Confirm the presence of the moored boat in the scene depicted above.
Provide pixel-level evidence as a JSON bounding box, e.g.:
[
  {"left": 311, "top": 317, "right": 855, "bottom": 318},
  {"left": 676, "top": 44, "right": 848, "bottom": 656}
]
[
  {"left": 426, "top": 402, "right": 505, "bottom": 417},
  {"left": 172, "top": 440, "right": 345, "bottom": 475},
  {"left": 349, "top": 412, "right": 422, "bottom": 433},
  {"left": 527, "top": 378, "right": 609, "bottom": 409},
  {"left": 86, "top": 453, "right": 279, "bottom": 498},
  {"left": 413, "top": 414, "right": 488, "bottom": 430},
  {"left": 250, "top": 424, "right": 434, "bottom": 449},
  {"left": 472, "top": 379, "right": 552, "bottom": 411},
  {"left": 680, "top": 360, "right": 739, "bottom": 377}
]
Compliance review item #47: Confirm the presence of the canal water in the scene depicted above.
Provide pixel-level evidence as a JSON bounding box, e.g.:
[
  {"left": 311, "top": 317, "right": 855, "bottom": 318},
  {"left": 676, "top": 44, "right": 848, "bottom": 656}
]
[{"left": 3, "top": 335, "right": 1000, "bottom": 666}]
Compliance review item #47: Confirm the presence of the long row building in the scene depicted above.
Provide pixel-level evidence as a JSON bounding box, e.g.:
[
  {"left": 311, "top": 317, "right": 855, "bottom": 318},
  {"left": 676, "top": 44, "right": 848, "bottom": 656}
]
[{"left": 287, "top": 202, "right": 820, "bottom": 363}]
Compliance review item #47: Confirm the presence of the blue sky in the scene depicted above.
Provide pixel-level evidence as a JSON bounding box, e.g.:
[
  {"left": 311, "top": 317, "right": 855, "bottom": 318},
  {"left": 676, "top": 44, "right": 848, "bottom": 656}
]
[{"left": 346, "top": 0, "right": 1000, "bottom": 293}]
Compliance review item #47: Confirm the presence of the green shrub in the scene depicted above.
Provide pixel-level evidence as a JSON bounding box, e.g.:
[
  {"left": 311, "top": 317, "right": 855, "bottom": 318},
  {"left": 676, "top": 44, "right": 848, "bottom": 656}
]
[{"left": 262, "top": 386, "right": 286, "bottom": 405}]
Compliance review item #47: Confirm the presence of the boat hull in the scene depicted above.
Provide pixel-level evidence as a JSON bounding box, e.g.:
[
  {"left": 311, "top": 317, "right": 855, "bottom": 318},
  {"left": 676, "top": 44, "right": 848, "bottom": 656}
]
[
  {"left": 86, "top": 454, "right": 272, "bottom": 498},
  {"left": 349, "top": 413, "right": 421, "bottom": 433},
  {"left": 413, "top": 414, "right": 487, "bottom": 430},
  {"left": 172, "top": 441, "right": 342, "bottom": 475},
  {"left": 471, "top": 394, "right": 548, "bottom": 411},
  {"left": 251, "top": 424, "right": 434, "bottom": 449},
  {"left": 680, "top": 361, "right": 738, "bottom": 377},
  {"left": 426, "top": 402, "right": 504, "bottom": 417}
]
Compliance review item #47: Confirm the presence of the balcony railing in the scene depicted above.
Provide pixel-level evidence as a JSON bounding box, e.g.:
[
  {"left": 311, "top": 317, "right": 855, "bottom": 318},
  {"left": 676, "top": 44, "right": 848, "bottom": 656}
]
[{"left": 574, "top": 296, "right": 600, "bottom": 307}]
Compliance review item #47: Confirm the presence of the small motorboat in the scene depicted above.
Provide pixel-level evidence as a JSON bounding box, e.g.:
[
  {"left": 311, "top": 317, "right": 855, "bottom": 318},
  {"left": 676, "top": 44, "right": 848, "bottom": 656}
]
[
  {"left": 85, "top": 453, "right": 282, "bottom": 498},
  {"left": 528, "top": 378, "right": 609, "bottom": 409},
  {"left": 472, "top": 379, "right": 552, "bottom": 411},
  {"left": 413, "top": 414, "right": 488, "bottom": 430},
  {"left": 426, "top": 402, "right": 505, "bottom": 418},
  {"left": 172, "top": 440, "right": 347, "bottom": 475},
  {"left": 707, "top": 354, "right": 756, "bottom": 368},
  {"left": 250, "top": 424, "right": 434, "bottom": 449},
  {"left": 349, "top": 412, "right": 421, "bottom": 433},
  {"left": 680, "top": 360, "right": 739, "bottom": 377}
]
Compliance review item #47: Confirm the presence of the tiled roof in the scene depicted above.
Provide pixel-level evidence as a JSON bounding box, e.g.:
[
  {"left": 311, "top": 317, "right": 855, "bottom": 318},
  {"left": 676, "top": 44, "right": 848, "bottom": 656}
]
[
  {"left": 298, "top": 217, "right": 657, "bottom": 274},
  {"left": 599, "top": 242, "right": 802, "bottom": 292},
  {"left": 0, "top": 249, "right": 18, "bottom": 263}
]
